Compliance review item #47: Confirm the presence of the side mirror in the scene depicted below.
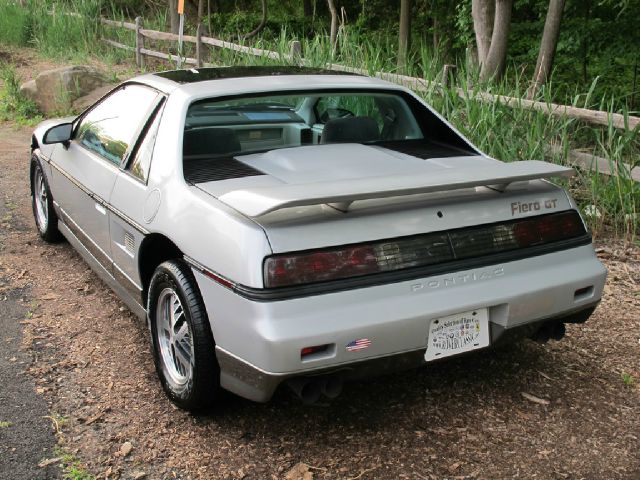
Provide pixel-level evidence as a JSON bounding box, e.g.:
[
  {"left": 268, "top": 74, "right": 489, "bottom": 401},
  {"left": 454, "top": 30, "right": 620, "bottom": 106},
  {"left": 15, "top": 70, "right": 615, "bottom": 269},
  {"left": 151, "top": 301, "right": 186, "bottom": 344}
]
[{"left": 43, "top": 122, "right": 73, "bottom": 145}]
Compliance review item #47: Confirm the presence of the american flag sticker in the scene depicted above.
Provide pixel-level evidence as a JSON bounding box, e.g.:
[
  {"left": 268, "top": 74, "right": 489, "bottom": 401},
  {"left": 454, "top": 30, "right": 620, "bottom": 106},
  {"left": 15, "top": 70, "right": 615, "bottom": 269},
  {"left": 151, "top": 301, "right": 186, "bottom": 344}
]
[{"left": 345, "top": 338, "right": 372, "bottom": 352}]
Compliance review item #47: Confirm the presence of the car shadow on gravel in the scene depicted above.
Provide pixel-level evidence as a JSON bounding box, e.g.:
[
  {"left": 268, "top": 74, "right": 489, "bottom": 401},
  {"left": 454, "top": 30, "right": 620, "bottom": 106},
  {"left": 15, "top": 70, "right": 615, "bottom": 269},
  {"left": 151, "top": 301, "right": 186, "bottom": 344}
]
[{"left": 194, "top": 340, "right": 547, "bottom": 426}]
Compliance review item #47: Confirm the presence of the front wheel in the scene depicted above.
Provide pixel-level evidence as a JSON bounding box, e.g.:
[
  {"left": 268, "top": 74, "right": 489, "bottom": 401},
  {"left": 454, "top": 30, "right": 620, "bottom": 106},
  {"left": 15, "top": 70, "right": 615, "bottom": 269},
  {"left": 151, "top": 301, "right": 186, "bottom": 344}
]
[
  {"left": 31, "top": 159, "right": 62, "bottom": 243},
  {"left": 148, "top": 260, "right": 221, "bottom": 410}
]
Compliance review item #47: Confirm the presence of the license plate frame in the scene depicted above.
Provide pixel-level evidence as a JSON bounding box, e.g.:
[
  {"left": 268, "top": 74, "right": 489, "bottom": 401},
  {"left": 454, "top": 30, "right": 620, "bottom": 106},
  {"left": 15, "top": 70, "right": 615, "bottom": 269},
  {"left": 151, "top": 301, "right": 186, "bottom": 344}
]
[{"left": 424, "top": 308, "right": 490, "bottom": 362}]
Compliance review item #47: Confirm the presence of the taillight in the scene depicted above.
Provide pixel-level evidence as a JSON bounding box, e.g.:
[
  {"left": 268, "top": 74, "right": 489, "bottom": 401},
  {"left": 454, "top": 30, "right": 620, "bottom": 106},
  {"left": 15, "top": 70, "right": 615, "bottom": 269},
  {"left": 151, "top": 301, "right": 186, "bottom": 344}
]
[
  {"left": 265, "top": 245, "right": 380, "bottom": 288},
  {"left": 263, "top": 210, "right": 586, "bottom": 288},
  {"left": 513, "top": 210, "right": 585, "bottom": 247}
]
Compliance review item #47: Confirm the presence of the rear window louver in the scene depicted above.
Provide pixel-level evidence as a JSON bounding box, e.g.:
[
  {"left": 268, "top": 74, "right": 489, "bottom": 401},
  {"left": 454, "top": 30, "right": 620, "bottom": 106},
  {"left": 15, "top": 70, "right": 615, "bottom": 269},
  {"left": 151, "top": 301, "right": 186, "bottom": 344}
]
[{"left": 184, "top": 156, "right": 265, "bottom": 183}]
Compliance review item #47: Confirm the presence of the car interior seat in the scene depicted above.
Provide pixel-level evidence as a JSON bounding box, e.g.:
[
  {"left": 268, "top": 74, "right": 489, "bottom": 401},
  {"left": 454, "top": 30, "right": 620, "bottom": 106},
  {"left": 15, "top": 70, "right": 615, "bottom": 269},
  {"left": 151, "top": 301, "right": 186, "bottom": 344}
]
[{"left": 320, "top": 116, "right": 380, "bottom": 144}]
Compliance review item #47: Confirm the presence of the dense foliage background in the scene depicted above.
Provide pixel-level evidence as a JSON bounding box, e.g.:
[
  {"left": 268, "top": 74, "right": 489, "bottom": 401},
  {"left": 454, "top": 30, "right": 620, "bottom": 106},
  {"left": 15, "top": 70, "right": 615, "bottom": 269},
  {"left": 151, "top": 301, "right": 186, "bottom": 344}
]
[{"left": 96, "top": 0, "right": 639, "bottom": 111}]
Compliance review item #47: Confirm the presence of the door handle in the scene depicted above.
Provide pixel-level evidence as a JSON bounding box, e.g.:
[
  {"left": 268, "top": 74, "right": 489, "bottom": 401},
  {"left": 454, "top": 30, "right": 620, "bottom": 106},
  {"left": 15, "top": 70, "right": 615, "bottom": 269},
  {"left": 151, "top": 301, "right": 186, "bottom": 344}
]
[{"left": 95, "top": 203, "right": 107, "bottom": 215}]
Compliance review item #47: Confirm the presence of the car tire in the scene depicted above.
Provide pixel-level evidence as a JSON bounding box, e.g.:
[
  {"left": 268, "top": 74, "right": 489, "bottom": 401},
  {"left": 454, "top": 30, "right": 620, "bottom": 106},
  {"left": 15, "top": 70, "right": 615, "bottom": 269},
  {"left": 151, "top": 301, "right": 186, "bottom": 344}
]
[
  {"left": 148, "top": 259, "right": 221, "bottom": 411},
  {"left": 30, "top": 158, "right": 63, "bottom": 243}
]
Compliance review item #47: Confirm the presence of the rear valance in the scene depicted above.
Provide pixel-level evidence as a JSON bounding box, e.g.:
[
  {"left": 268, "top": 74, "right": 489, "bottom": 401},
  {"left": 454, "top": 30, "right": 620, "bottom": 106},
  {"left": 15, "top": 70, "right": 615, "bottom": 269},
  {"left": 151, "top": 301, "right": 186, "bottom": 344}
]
[{"left": 218, "top": 160, "right": 573, "bottom": 217}]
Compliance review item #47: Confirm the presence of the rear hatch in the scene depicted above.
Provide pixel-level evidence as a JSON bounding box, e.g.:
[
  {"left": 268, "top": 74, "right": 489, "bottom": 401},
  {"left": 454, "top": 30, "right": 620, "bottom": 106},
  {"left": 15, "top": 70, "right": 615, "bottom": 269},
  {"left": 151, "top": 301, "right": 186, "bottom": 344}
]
[{"left": 193, "top": 143, "right": 575, "bottom": 253}]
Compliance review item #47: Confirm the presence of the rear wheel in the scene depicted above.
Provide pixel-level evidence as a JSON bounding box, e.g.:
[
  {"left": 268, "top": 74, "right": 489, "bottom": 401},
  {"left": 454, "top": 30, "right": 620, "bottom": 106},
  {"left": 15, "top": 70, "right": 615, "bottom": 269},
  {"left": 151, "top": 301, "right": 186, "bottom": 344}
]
[
  {"left": 148, "top": 260, "right": 221, "bottom": 410},
  {"left": 31, "top": 159, "right": 62, "bottom": 243}
]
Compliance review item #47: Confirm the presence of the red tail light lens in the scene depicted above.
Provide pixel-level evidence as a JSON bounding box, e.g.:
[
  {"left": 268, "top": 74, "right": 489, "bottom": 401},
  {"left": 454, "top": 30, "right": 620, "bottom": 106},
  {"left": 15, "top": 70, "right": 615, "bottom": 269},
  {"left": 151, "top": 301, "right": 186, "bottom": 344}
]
[
  {"left": 264, "top": 210, "right": 587, "bottom": 288},
  {"left": 265, "top": 245, "right": 380, "bottom": 288}
]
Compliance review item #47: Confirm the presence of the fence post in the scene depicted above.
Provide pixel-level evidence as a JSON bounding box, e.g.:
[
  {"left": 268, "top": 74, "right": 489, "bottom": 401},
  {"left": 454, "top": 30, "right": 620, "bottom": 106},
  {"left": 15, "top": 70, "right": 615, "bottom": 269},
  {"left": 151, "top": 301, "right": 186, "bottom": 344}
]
[
  {"left": 196, "top": 23, "right": 203, "bottom": 68},
  {"left": 135, "top": 16, "right": 145, "bottom": 69},
  {"left": 442, "top": 64, "right": 456, "bottom": 88},
  {"left": 289, "top": 40, "right": 302, "bottom": 65}
]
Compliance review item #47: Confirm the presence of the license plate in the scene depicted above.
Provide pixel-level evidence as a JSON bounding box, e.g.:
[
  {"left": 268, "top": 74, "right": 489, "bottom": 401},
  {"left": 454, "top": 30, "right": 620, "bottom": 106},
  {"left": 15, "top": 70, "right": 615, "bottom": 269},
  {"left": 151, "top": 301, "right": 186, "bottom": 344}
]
[{"left": 424, "top": 308, "right": 490, "bottom": 361}]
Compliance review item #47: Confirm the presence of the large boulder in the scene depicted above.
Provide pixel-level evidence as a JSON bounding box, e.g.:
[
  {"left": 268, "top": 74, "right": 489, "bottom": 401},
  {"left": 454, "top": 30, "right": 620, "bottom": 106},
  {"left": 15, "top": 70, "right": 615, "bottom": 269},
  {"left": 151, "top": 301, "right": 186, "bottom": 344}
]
[
  {"left": 71, "top": 83, "right": 116, "bottom": 114},
  {"left": 20, "top": 66, "right": 109, "bottom": 115}
]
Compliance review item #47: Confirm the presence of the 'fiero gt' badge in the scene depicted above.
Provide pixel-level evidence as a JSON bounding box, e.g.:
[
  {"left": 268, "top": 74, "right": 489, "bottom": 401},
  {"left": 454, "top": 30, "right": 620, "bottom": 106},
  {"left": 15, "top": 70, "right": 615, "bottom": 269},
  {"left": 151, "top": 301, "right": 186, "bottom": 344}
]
[{"left": 511, "top": 198, "right": 558, "bottom": 216}]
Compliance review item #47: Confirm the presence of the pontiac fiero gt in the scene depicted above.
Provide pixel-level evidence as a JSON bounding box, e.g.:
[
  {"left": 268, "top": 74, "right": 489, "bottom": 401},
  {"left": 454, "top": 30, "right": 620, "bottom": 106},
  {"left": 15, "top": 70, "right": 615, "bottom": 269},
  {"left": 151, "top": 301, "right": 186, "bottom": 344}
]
[{"left": 30, "top": 67, "right": 607, "bottom": 410}]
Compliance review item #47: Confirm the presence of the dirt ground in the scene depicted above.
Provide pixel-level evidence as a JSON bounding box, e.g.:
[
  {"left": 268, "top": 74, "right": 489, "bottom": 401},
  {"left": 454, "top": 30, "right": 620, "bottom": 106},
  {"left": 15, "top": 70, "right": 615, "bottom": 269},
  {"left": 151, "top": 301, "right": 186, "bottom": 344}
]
[{"left": 1, "top": 47, "right": 639, "bottom": 480}]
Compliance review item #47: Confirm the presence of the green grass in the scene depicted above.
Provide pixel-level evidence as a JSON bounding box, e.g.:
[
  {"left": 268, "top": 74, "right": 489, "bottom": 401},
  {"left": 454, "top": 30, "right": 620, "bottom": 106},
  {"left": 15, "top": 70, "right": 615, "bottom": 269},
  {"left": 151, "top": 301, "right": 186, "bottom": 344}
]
[
  {"left": 622, "top": 372, "right": 635, "bottom": 387},
  {"left": 0, "top": 62, "right": 42, "bottom": 125},
  {"left": 53, "top": 447, "right": 95, "bottom": 480},
  {"left": 0, "top": 0, "right": 101, "bottom": 62}
]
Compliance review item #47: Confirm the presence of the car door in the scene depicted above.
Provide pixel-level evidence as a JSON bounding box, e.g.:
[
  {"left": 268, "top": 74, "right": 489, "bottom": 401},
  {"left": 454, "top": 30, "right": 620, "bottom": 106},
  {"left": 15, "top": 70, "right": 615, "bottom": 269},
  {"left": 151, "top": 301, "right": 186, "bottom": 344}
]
[
  {"left": 108, "top": 97, "right": 166, "bottom": 303},
  {"left": 49, "top": 84, "right": 160, "bottom": 273}
]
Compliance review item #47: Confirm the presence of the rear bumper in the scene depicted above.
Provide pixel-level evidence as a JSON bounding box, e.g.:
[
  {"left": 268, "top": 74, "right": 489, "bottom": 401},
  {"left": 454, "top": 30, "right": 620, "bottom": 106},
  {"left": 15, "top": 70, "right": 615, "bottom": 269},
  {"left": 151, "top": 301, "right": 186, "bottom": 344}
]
[
  {"left": 214, "top": 303, "right": 598, "bottom": 402},
  {"left": 193, "top": 244, "right": 607, "bottom": 402}
]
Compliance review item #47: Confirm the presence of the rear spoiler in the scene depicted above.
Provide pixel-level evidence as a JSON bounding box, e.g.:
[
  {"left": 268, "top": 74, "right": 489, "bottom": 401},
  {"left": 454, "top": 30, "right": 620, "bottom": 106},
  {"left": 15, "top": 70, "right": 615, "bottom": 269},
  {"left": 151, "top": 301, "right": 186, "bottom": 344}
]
[{"left": 218, "top": 160, "right": 573, "bottom": 217}]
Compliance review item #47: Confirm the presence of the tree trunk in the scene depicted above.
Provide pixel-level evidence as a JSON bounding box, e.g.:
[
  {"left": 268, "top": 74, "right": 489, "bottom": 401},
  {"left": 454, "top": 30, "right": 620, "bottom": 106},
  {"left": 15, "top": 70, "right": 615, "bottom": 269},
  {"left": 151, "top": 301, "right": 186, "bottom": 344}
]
[
  {"left": 327, "top": 0, "right": 338, "bottom": 50},
  {"left": 327, "top": 0, "right": 338, "bottom": 51},
  {"left": 243, "top": 0, "right": 268, "bottom": 40},
  {"left": 432, "top": 15, "right": 438, "bottom": 51},
  {"left": 303, "top": 0, "right": 313, "bottom": 17},
  {"left": 169, "top": 0, "right": 180, "bottom": 34},
  {"left": 397, "top": 0, "right": 411, "bottom": 72},
  {"left": 528, "top": 0, "right": 566, "bottom": 99},
  {"left": 581, "top": 0, "right": 590, "bottom": 83},
  {"left": 197, "top": 0, "right": 204, "bottom": 23},
  {"left": 479, "top": 0, "right": 512, "bottom": 82},
  {"left": 472, "top": 0, "right": 494, "bottom": 66}
]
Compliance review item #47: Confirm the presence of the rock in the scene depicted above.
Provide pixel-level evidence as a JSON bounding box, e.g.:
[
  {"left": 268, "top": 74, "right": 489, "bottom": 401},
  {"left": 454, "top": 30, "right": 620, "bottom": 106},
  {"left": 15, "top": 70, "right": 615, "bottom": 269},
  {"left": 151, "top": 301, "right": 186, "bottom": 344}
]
[
  {"left": 119, "top": 441, "right": 133, "bottom": 457},
  {"left": 19, "top": 79, "right": 37, "bottom": 100},
  {"left": 20, "top": 66, "right": 109, "bottom": 115},
  {"left": 131, "top": 471, "right": 146, "bottom": 479},
  {"left": 38, "top": 457, "right": 61, "bottom": 468},
  {"left": 521, "top": 392, "right": 551, "bottom": 405},
  {"left": 285, "top": 462, "right": 313, "bottom": 480},
  {"left": 72, "top": 84, "right": 115, "bottom": 114}
]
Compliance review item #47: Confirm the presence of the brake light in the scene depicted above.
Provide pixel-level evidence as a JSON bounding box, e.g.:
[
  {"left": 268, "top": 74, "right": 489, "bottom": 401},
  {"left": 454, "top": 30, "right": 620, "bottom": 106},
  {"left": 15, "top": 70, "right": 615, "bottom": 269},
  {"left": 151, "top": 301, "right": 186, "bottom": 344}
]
[
  {"left": 513, "top": 210, "right": 585, "bottom": 247},
  {"left": 263, "top": 210, "right": 586, "bottom": 288},
  {"left": 265, "top": 245, "right": 380, "bottom": 288}
]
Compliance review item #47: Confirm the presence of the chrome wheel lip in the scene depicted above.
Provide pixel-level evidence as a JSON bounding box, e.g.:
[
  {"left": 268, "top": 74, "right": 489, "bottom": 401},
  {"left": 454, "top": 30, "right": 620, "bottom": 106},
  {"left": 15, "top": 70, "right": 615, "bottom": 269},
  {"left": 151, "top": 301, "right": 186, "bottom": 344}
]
[
  {"left": 34, "top": 169, "right": 48, "bottom": 232},
  {"left": 155, "top": 287, "right": 194, "bottom": 387}
]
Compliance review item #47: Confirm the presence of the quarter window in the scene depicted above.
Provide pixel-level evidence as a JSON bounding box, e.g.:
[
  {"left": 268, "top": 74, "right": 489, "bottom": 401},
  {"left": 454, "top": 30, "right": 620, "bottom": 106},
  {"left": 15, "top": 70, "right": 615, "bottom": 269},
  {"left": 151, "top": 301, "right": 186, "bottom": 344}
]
[{"left": 76, "top": 85, "right": 158, "bottom": 165}]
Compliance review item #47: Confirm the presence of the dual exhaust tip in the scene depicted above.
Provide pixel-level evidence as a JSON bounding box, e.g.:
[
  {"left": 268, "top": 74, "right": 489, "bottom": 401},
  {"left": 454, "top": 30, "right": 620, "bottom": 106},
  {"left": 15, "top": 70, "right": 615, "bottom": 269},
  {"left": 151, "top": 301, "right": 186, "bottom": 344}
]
[
  {"left": 532, "top": 320, "right": 566, "bottom": 343},
  {"left": 287, "top": 376, "right": 343, "bottom": 404}
]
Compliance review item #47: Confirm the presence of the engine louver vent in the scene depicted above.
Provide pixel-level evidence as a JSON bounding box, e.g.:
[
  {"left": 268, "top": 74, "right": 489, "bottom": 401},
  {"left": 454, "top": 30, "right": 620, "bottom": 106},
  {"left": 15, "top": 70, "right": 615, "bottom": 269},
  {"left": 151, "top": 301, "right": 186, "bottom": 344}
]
[
  {"left": 124, "top": 231, "right": 135, "bottom": 254},
  {"left": 184, "top": 156, "right": 265, "bottom": 183}
]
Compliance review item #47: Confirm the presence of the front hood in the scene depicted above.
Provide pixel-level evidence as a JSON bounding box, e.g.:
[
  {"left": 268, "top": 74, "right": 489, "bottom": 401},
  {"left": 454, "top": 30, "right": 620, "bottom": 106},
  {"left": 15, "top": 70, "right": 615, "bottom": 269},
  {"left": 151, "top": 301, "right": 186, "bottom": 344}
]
[{"left": 194, "top": 144, "right": 572, "bottom": 253}]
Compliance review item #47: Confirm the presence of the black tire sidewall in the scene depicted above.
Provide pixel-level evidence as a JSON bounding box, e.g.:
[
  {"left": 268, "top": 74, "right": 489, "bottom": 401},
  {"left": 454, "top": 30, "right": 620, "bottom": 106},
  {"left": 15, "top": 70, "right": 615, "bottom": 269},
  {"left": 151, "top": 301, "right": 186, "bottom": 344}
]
[
  {"left": 30, "top": 158, "right": 61, "bottom": 243},
  {"left": 148, "top": 260, "right": 219, "bottom": 410}
]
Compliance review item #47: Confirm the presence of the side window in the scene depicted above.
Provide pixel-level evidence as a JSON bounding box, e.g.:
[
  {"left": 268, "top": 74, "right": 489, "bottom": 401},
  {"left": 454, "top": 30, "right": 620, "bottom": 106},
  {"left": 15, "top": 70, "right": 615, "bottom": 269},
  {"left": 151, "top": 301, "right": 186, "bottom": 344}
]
[
  {"left": 76, "top": 85, "right": 158, "bottom": 165},
  {"left": 128, "top": 101, "right": 164, "bottom": 183}
]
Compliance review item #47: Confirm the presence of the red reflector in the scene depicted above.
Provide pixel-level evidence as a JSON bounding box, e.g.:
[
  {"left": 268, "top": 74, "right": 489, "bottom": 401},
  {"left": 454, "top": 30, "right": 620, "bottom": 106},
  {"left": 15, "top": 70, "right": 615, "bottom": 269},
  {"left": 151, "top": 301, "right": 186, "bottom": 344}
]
[
  {"left": 203, "top": 269, "right": 234, "bottom": 289},
  {"left": 301, "top": 344, "right": 329, "bottom": 357}
]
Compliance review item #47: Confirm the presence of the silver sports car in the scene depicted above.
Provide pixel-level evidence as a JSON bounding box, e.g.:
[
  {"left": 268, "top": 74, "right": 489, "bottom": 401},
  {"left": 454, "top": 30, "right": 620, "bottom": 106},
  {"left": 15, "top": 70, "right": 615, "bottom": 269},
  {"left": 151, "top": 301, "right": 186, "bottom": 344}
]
[{"left": 30, "top": 67, "right": 607, "bottom": 410}]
